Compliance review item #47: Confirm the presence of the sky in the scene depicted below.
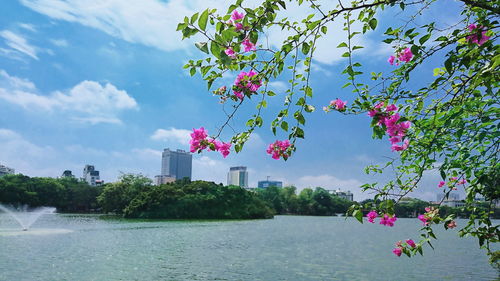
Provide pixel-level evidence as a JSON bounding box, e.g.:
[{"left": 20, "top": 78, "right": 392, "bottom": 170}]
[{"left": 0, "top": 0, "right": 465, "bottom": 201}]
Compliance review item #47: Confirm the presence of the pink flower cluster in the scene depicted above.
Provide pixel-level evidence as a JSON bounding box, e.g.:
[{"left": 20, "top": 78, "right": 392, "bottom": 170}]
[
  {"left": 418, "top": 206, "right": 438, "bottom": 226},
  {"left": 366, "top": 210, "right": 378, "bottom": 223},
  {"left": 324, "top": 98, "right": 347, "bottom": 112},
  {"left": 224, "top": 38, "right": 256, "bottom": 59},
  {"left": 388, "top": 47, "right": 413, "bottom": 66},
  {"left": 233, "top": 70, "right": 262, "bottom": 100},
  {"left": 230, "top": 10, "right": 245, "bottom": 31},
  {"left": 189, "top": 127, "right": 231, "bottom": 158},
  {"left": 369, "top": 102, "right": 411, "bottom": 152},
  {"left": 393, "top": 239, "right": 416, "bottom": 257},
  {"left": 380, "top": 214, "right": 397, "bottom": 227},
  {"left": 365, "top": 211, "right": 397, "bottom": 227},
  {"left": 466, "top": 24, "right": 490, "bottom": 46},
  {"left": 266, "top": 140, "right": 291, "bottom": 160},
  {"left": 437, "top": 177, "right": 467, "bottom": 190}
]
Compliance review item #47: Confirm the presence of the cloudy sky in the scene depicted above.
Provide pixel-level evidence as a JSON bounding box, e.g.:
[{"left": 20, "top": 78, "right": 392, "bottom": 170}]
[{"left": 0, "top": 0, "right": 463, "bottom": 200}]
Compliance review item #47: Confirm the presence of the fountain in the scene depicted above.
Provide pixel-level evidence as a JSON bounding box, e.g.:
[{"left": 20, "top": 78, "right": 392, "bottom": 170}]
[{"left": 0, "top": 204, "right": 56, "bottom": 231}]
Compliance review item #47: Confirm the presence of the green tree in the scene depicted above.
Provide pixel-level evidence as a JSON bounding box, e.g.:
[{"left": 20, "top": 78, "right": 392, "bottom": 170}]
[{"left": 179, "top": 0, "right": 499, "bottom": 261}]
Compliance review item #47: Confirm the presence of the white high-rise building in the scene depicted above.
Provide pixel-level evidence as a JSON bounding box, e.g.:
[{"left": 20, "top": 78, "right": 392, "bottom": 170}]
[
  {"left": 227, "top": 166, "right": 248, "bottom": 188},
  {"left": 83, "top": 165, "right": 102, "bottom": 186},
  {"left": 0, "top": 164, "right": 14, "bottom": 177}
]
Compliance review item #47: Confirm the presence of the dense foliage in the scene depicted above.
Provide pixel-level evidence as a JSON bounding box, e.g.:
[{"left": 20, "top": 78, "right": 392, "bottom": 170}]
[
  {"left": 178, "top": 0, "right": 498, "bottom": 261},
  {"left": 101, "top": 176, "right": 274, "bottom": 219},
  {"left": 0, "top": 174, "right": 101, "bottom": 212},
  {"left": 257, "top": 186, "right": 353, "bottom": 215}
]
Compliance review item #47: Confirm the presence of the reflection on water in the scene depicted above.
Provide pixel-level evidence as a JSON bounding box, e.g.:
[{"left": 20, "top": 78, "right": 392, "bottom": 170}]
[{"left": 0, "top": 214, "right": 498, "bottom": 281}]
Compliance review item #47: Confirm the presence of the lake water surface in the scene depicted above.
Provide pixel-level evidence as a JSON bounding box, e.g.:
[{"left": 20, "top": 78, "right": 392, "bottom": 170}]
[{"left": 0, "top": 214, "right": 498, "bottom": 280}]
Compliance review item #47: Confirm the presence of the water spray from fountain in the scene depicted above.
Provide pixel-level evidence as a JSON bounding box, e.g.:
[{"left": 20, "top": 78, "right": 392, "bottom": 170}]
[{"left": 0, "top": 204, "right": 56, "bottom": 231}]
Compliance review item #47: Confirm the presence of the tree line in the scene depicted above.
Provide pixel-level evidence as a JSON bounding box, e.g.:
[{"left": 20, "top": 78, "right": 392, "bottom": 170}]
[{"left": 1, "top": 173, "right": 497, "bottom": 219}]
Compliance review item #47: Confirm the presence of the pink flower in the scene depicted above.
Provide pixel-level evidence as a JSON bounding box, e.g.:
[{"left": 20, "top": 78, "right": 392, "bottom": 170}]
[
  {"left": 231, "top": 10, "right": 245, "bottom": 21},
  {"left": 366, "top": 210, "right": 378, "bottom": 223},
  {"left": 234, "top": 22, "right": 243, "bottom": 31},
  {"left": 218, "top": 142, "right": 231, "bottom": 158},
  {"left": 233, "top": 70, "right": 261, "bottom": 98},
  {"left": 331, "top": 98, "right": 347, "bottom": 111},
  {"left": 380, "top": 214, "right": 397, "bottom": 227},
  {"left": 458, "top": 179, "right": 467, "bottom": 185},
  {"left": 224, "top": 47, "right": 237, "bottom": 59},
  {"left": 386, "top": 104, "right": 398, "bottom": 112},
  {"left": 450, "top": 177, "right": 458, "bottom": 181},
  {"left": 242, "top": 38, "right": 256, "bottom": 52},
  {"left": 466, "top": 24, "right": 490, "bottom": 46},
  {"left": 418, "top": 214, "right": 428, "bottom": 226},
  {"left": 267, "top": 140, "right": 291, "bottom": 160},
  {"left": 190, "top": 127, "right": 208, "bottom": 152},
  {"left": 392, "top": 247, "right": 402, "bottom": 257},
  {"left": 391, "top": 139, "right": 409, "bottom": 152},
  {"left": 389, "top": 136, "right": 402, "bottom": 145},
  {"left": 368, "top": 109, "right": 378, "bottom": 117},
  {"left": 234, "top": 91, "right": 244, "bottom": 100},
  {"left": 406, "top": 239, "right": 416, "bottom": 248},
  {"left": 388, "top": 55, "right": 395, "bottom": 65},
  {"left": 438, "top": 181, "right": 445, "bottom": 188},
  {"left": 189, "top": 127, "right": 231, "bottom": 158},
  {"left": 447, "top": 220, "right": 457, "bottom": 229},
  {"left": 398, "top": 48, "right": 413, "bottom": 63}
]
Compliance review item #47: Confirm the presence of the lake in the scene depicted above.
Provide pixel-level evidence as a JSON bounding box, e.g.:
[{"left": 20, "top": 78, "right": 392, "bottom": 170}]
[{"left": 0, "top": 214, "right": 498, "bottom": 280}]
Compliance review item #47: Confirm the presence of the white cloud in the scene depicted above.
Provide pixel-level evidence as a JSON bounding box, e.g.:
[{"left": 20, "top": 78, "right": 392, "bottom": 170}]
[
  {"left": 18, "top": 23, "right": 36, "bottom": 32},
  {"left": 0, "top": 70, "right": 138, "bottom": 124},
  {"left": 0, "top": 129, "right": 60, "bottom": 176},
  {"left": 19, "top": 0, "right": 377, "bottom": 65},
  {"left": 50, "top": 38, "right": 68, "bottom": 47},
  {"left": 267, "top": 81, "right": 288, "bottom": 93},
  {"left": 151, "top": 128, "right": 191, "bottom": 145},
  {"left": 192, "top": 155, "right": 229, "bottom": 184},
  {"left": 0, "top": 30, "right": 38, "bottom": 60},
  {"left": 20, "top": 0, "right": 194, "bottom": 52}
]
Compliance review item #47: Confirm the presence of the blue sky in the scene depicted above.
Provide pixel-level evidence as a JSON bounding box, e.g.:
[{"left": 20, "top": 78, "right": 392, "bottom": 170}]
[{"left": 0, "top": 0, "right": 464, "bottom": 201}]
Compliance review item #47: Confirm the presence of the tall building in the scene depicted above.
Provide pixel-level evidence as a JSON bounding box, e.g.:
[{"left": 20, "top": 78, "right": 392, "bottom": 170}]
[
  {"left": 328, "top": 189, "right": 354, "bottom": 201},
  {"left": 258, "top": 180, "right": 283, "bottom": 188},
  {"left": 160, "top": 148, "right": 192, "bottom": 180},
  {"left": 83, "top": 165, "right": 102, "bottom": 186},
  {"left": 227, "top": 166, "right": 248, "bottom": 188},
  {"left": 0, "top": 164, "right": 14, "bottom": 177}
]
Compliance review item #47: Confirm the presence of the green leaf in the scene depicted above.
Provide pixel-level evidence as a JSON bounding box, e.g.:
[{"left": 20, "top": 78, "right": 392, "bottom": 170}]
[
  {"left": 419, "top": 34, "right": 431, "bottom": 45},
  {"left": 353, "top": 209, "right": 363, "bottom": 223},
  {"left": 195, "top": 42, "right": 209, "bottom": 54},
  {"left": 321, "top": 26, "right": 327, "bottom": 34},
  {"left": 281, "top": 121, "right": 289, "bottom": 131},
  {"left": 337, "top": 42, "right": 348, "bottom": 48},
  {"left": 198, "top": 9, "right": 209, "bottom": 31},
  {"left": 302, "top": 42, "right": 310, "bottom": 55},
  {"left": 369, "top": 18, "right": 377, "bottom": 30}
]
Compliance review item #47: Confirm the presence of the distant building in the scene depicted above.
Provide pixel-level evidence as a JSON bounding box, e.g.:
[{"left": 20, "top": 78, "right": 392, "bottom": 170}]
[
  {"left": 328, "top": 189, "right": 354, "bottom": 201},
  {"left": 160, "top": 148, "right": 192, "bottom": 180},
  {"left": 227, "top": 166, "right": 248, "bottom": 188},
  {"left": 61, "top": 170, "right": 75, "bottom": 178},
  {"left": 155, "top": 175, "right": 176, "bottom": 185},
  {"left": 442, "top": 200, "right": 466, "bottom": 208},
  {"left": 437, "top": 192, "right": 460, "bottom": 202},
  {"left": 258, "top": 180, "right": 283, "bottom": 188},
  {"left": 0, "top": 164, "right": 14, "bottom": 177},
  {"left": 83, "top": 165, "right": 102, "bottom": 186}
]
